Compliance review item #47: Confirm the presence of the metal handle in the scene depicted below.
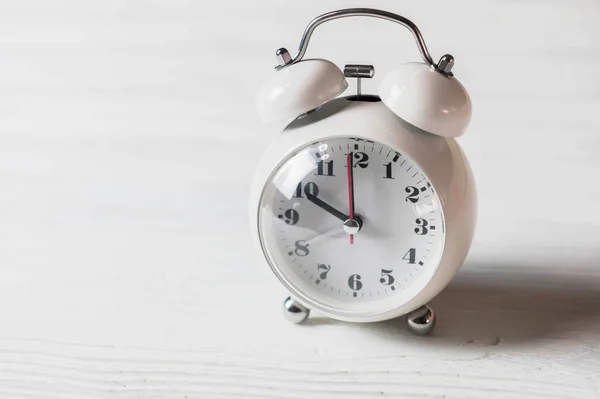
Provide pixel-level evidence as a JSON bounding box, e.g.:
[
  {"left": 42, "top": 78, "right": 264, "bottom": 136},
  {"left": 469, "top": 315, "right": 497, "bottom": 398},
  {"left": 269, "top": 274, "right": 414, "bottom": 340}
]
[{"left": 275, "top": 8, "right": 454, "bottom": 75}]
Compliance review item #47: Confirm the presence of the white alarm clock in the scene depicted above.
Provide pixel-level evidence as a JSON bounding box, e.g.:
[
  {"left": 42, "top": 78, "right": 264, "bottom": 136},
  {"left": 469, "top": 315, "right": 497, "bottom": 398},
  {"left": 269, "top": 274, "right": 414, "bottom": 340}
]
[{"left": 249, "top": 8, "right": 476, "bottom": 335}]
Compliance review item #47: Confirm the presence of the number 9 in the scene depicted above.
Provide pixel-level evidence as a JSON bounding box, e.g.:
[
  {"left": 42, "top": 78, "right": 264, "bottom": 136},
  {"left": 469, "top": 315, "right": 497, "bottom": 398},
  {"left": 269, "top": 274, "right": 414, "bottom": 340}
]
[{"left": 285, "top": 209, "right": 299, "bottom": 225}]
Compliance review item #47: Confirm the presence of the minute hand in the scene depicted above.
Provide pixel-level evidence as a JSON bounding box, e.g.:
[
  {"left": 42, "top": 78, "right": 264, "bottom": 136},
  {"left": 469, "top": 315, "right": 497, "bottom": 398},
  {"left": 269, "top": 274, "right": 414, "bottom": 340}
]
[{"left": 305, "top": 193, "right": 348, "bottom": 222}]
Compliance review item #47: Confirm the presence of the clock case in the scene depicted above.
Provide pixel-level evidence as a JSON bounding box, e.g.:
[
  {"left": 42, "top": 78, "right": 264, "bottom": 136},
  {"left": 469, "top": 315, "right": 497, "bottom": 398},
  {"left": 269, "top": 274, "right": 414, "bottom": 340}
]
[
  {"left": 249, "top": 95, "right": 477, "bottom": 324},
  {"left": 250, "top": 8, "right": 477, "bottom": 332}
]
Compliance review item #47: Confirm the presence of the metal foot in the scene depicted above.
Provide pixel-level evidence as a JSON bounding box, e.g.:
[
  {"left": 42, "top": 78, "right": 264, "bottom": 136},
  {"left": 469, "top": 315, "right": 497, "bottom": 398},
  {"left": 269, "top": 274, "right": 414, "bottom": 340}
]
[
  {"left": 406, "top": 305, "right": 436, "bottom": 335},
  {"left": 283, "top": 297, "right": 310, "bottom": 324}
]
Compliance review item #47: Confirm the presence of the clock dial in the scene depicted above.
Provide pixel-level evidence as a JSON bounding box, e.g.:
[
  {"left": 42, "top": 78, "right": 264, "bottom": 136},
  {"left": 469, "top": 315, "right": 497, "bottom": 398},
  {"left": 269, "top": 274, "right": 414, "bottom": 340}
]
[{"left": 258, "top": 137, "right": 445, "bottom": 316}]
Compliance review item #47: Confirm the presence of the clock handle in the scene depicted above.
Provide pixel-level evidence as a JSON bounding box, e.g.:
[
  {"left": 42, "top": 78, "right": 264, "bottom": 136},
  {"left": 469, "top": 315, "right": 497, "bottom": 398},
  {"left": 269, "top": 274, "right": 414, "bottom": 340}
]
[{"left": 275, "top": 8, "right": 453, "bottom": 76}]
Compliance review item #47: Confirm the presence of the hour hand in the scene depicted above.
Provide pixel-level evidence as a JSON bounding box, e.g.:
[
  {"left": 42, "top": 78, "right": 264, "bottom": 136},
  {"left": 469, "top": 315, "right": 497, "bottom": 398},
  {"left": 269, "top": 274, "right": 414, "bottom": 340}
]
[{"left": 305, "top": 193, "right": 348, "bottom": 222}]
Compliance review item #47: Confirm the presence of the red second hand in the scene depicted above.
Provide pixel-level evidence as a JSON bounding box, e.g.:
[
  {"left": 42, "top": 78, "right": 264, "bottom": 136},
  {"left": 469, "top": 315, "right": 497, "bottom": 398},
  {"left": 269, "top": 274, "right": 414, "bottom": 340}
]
[{"left": 347, "top": 153, "right": 355, "bottom": 245}]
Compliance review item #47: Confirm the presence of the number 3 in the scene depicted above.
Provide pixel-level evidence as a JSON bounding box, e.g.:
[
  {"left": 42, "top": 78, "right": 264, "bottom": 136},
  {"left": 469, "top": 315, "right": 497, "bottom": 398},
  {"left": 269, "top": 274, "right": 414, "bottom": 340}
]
[{"left": 414, "top": 218, "right": 428, "bottom": 235}]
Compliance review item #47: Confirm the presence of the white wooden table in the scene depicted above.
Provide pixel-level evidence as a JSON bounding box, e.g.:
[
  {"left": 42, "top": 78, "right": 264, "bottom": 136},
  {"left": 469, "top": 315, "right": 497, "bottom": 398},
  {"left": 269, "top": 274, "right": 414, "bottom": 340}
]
[{"left": 0, "top": 0, "right": 599, "bottom": 397}]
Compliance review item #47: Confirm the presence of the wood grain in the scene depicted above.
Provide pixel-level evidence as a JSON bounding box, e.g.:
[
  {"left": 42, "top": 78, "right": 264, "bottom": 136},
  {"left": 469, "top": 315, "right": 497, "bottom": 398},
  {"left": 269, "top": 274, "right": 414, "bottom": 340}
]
[{"left": 0, "top": 0, "right": 598, "bottom": 397}]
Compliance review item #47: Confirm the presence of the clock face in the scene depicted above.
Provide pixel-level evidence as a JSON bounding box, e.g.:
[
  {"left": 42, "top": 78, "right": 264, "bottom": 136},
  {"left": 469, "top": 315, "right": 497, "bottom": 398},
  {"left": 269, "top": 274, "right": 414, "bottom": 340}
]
[{"left": 257, "top": 136, "right": 445, "bottom": 317}]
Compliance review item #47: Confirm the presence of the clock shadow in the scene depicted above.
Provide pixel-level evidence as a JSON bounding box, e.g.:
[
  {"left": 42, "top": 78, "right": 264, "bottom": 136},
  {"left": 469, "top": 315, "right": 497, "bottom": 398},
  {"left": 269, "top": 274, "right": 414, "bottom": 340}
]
[
  {"left": 307, "top": 264, "right": 600, "bottom": 347},
  {"left": 426, "top": 269, "right": 600, "bottom": 345}
]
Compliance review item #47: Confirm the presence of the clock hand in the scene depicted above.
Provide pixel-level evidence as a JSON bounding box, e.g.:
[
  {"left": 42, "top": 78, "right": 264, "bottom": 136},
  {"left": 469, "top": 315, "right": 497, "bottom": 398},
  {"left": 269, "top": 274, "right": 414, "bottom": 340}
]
[
  {"left": 305, "top": 192, "right": 348, "bottom": 222},
  {"left": 305, "top": 225, "right": 346, "bottom": 247},
  {"left": 347, "top": 153, "right": 356, "bottom": 244}
]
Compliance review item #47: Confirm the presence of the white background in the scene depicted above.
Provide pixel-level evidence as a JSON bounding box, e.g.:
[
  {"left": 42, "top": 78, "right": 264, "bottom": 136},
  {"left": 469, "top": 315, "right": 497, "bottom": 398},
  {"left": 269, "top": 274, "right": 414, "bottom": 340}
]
[{"left": 0, "top": 0, "right": 599, "bottom": 397}]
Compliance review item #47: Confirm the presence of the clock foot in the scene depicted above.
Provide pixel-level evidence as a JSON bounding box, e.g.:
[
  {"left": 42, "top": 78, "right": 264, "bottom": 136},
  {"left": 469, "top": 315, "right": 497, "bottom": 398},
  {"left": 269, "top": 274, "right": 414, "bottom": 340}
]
[
  {"left": 283, "top": 297, "right": 310, "bottom": 324},
  {"left": 406, "top": 305, "right": 436, "bottom": 335}
]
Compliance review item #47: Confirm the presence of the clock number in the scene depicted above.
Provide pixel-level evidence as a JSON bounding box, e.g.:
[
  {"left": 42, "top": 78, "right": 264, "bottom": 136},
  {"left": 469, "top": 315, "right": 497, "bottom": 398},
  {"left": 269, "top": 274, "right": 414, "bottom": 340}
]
[
  {"left": 293, "top": 240, "right": 310, "bottom": 257},
  {"left": 305, "top": 182, "right": 319, "bottom": 197},
  {"left": 348, "top": 274, "right": 363, "bottom": 291},
  {"left": 403, "top": 248, "right": 416, "bottom": 264},
  {"left": 405, "top": 186, "right": 419, "bottom": 203},
  {"left": 315, "top": 160, "right": 334, "bottom": 176},
  {"left": 346, "top": 151, "right": 369, "bottom": 168},
  {"left": 283, "top": 209, "right": 299, "bottom": 225},
  {"left": 380, "top": 269, "right": 395, "bottom": 285},
  {"left": 383, "top": 162, "right": 394, "bottom": 179},
  {"left": 294, "top": 183, "right": 301, "bottom": 198},
  {"left": 414, "top": 218, "right": 428, "bottom": 235},
  {"left": 317, "top": 263, "right": 331, "bottom": 280},
  {"left": 293, "top": 182, "right": 320, "bottom": 198},
  {"left": 353, "top": 152, "right": 369, "bottom": 168}
]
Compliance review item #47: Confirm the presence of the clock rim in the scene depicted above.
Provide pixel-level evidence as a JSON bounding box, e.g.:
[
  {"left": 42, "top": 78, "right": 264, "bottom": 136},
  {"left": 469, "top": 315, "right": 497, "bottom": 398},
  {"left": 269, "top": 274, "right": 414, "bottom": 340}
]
[{"left": 256, "top": 136, "right": 448, "bottom": 319}]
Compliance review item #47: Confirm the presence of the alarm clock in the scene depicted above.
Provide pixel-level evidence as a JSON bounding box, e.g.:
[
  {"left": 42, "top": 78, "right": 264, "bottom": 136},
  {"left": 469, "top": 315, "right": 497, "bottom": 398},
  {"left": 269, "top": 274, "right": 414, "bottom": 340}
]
[{"left": 249, "top": 8, "right": 476, "bottom": 335}]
